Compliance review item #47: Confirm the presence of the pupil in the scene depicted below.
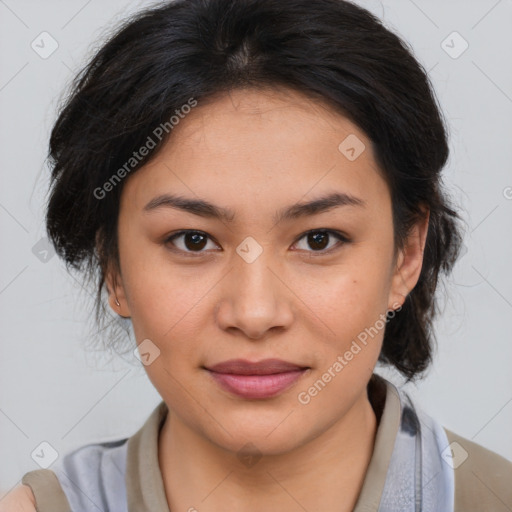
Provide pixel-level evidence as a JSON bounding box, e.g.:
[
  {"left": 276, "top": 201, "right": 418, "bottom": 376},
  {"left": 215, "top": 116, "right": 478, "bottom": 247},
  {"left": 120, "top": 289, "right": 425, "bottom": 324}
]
[
  {"left": 185, "top": 232, "right": 207, "bottom": 251},
  {"left": 309, "top": 232, "right": 328, "bottom": 250}
]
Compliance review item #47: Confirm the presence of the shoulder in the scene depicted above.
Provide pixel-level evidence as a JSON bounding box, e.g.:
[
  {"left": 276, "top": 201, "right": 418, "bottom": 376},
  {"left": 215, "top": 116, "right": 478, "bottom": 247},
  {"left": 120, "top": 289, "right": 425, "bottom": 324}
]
[
  {"left": 443, "top": 427, "right": 512, "bottom": 511},
  {"left": 19, "top": 468, "right": 71, "bottom": 512},
  {"left": 17, "top": 438, "right": 129, "bottom": 511},
  {"left": 0, "top": 484, "right": 36, "bottom": 512}
]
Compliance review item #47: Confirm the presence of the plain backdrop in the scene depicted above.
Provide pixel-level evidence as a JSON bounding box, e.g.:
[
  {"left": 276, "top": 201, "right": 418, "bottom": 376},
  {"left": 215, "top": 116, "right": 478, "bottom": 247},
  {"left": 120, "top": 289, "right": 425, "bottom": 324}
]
[{"left": 1, "top": 0, "right": 511, "bottom": 496}]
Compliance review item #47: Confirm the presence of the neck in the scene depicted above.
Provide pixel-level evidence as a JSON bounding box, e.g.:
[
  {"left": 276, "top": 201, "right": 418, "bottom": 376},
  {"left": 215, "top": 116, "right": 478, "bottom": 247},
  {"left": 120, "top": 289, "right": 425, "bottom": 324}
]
[{"left": 158, "top": 385, "right": 380, "bottom": 512}]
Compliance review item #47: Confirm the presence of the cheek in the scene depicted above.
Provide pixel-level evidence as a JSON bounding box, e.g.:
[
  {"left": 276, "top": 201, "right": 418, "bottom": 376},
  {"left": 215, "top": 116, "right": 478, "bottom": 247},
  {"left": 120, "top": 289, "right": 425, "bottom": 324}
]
[
  {"left": 302, "top": 257, "right": 393, "bottom": 335},
  {"left": 126, "top": 270, "right": 210, "bottom": 344},
  {"left": 294, "top": 256, "right": 394, "bottom": 388},
  {"left": 296, "top": 267, "right": 390, "bottom": 407},
  {"left": 117, "top": 230, "right": 210, "bottom": 342}
]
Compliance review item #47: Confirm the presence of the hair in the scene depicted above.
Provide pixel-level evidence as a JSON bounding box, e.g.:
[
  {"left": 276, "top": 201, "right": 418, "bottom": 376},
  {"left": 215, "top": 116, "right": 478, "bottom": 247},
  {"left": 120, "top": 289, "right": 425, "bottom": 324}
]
[{"left": 45, "top": 0, "right": 463, "bottom": 381}]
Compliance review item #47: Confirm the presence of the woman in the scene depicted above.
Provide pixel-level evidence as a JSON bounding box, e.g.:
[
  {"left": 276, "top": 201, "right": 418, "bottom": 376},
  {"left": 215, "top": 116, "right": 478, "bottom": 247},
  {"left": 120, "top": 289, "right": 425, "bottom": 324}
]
[{"left": 4, "top": 0, "right": 511, "bottom": 510}]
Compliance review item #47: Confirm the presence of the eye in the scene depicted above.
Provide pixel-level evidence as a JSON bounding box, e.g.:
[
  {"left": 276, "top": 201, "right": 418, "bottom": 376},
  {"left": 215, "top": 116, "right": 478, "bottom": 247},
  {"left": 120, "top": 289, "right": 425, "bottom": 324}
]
[
  {"left": 164, "top": 229, "right": 349, "bottom": 256},
  {"left": 292, "top": 229, "right": 349, "bottom": 254},
  {"left": 165, "top": 230, "right": 220, "bottom": 254}
]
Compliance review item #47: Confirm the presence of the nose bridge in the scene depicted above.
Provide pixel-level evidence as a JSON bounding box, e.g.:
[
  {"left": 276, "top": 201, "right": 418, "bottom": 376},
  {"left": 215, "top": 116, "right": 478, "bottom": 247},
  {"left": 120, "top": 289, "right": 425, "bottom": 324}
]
[
  {"left": 234, "top": 238, "right": 279, "bottom": 310},
  {"left": 216, "top": 237, "right": 293, "bottom": 338}
]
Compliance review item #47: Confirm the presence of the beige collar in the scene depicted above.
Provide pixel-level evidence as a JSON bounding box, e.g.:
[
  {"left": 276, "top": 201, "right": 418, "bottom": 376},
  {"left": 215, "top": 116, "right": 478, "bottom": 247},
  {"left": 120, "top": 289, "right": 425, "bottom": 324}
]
[{"left": 125, "top": 374, "right": 401, "bottom": 511}]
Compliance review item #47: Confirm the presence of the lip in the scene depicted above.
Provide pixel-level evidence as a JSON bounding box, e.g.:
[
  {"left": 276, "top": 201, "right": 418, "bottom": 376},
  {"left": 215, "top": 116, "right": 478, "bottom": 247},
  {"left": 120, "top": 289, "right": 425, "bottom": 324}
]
[{"left": 205, "top": 358, "right": 310, "bottom": 399}]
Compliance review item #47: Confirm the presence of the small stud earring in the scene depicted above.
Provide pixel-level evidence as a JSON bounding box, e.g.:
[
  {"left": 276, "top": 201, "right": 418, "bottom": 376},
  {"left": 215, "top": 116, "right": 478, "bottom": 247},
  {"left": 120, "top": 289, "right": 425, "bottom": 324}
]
[{"left": 114, "top": 297, "right": 121, "bottom": 307}]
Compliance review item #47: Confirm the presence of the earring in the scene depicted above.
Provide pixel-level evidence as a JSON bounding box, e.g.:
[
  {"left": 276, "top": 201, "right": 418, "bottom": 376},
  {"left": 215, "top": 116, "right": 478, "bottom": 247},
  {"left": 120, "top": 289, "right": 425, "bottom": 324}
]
[{"left": 114, "top": 297, "right": 121, "bottom": 307}]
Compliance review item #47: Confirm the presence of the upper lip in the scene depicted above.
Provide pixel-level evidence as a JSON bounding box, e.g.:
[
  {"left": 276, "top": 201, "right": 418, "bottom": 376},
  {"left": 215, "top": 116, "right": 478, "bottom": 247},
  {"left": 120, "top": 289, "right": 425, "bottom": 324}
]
[{"left": 205, "top": 358, "right": 308, "bottom": 375}]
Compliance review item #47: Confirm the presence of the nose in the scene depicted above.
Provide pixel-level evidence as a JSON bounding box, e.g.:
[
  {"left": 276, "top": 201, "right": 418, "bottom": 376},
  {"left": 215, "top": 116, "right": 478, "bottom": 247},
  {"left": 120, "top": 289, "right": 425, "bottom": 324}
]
[{"left": 215, "top": 249, "right": 294, "bottom": 340}]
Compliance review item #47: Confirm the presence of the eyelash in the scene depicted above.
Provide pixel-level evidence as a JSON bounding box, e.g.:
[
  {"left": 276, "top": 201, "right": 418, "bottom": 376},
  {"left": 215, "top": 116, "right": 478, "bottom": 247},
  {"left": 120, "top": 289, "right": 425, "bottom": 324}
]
[{"left": 163, "top": 229, "right": 350, "bottom": 257}]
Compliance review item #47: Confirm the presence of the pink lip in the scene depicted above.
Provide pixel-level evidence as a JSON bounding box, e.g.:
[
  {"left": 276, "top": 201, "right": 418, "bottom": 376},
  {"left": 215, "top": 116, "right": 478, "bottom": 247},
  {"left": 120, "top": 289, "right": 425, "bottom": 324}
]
[{"left": 205, "top": 359, "right": 309, "bottom": 399}]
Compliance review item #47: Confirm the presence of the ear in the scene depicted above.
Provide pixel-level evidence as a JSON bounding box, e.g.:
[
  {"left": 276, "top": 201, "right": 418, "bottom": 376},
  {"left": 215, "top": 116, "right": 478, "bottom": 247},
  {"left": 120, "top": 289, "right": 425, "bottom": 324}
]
[
  {"left": 388, "top": 208, "right": 430, "bottom": 310},
  {"left": 96, "top": 228, "right": 131, "bottom": 317},
  {"left": 105, "top": 263, "right": 131, "bottom": 318}
]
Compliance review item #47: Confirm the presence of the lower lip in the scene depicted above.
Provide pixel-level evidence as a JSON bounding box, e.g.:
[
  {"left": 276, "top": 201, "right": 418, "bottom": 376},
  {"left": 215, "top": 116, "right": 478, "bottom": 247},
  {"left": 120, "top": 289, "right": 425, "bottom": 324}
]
[{"left": 207, "top": 369, "right": 308, "bottom": 399}]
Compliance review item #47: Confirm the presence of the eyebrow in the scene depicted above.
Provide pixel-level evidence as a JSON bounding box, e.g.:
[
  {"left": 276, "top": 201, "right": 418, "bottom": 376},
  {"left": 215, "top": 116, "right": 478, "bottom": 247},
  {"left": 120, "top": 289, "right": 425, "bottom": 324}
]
[{"left": 143, "top": 191, "right": 365, "bottom": 224}]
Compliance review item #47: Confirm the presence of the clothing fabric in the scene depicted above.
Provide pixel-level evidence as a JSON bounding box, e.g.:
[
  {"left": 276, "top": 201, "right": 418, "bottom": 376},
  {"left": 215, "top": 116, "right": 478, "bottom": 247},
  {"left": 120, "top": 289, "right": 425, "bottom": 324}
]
[{"left": 21, "top": 374, "right": 512, "bottom": 511}]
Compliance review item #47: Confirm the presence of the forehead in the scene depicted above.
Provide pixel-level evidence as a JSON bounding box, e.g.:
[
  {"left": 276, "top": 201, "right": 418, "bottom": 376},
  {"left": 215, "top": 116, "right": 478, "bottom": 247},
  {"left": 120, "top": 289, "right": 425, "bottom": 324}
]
[
  {"left": 170, "top": 86, "right": 368, "bottom": 147},
  {"left": 120, "top": 86, "right": 388, "bottom": 218}
]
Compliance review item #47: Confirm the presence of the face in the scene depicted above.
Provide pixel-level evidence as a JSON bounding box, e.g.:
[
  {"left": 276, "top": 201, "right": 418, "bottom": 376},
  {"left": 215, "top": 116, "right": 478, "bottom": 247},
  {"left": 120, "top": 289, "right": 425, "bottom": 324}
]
[{"left": 107, "top": 86, "right": 427, "bottom": 455}]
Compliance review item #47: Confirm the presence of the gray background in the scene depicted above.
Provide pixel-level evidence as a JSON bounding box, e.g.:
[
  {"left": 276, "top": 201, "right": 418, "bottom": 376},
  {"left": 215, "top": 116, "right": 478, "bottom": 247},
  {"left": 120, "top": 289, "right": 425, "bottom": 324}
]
[{"left": 1, "top": 0, "right": 511, "bottom": 496}]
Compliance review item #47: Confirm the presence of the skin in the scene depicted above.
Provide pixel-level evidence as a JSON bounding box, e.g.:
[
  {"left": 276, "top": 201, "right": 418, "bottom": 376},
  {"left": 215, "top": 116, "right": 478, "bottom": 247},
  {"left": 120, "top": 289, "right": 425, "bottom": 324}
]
[
  {"left": 0, "top": 485, "right": 36, "bottom": 511},
  {"left": 106, "top": 86, "right": 428, "bottom": 512}
]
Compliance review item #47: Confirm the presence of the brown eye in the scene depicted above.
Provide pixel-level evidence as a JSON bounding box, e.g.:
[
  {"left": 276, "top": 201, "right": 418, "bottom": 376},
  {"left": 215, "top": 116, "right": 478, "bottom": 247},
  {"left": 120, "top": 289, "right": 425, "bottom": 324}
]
[
  {"left": 293, "top": 230, "right": 348, "bottom": 253},
  {"left": 165, "top": 230, "right": 218, "bottom": 253},
  {"left": 184, "top": 232, "right": 207, "bottom": 250},
  {"left": 308, "top": 231, "right": 329, "bottom": 250}
]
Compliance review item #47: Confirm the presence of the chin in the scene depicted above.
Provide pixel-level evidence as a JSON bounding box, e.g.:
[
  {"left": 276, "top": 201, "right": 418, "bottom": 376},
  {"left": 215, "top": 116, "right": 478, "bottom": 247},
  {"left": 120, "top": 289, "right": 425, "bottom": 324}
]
[{"left": 201, "top": 412, "right": 310, "bottom": 458}]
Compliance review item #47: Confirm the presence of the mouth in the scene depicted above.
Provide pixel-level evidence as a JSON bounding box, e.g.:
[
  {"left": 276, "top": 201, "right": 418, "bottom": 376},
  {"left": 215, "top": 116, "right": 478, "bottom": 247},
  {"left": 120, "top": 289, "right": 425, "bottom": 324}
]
[{"left": 204, "top": 358, "right": 311, "bottom": 399}]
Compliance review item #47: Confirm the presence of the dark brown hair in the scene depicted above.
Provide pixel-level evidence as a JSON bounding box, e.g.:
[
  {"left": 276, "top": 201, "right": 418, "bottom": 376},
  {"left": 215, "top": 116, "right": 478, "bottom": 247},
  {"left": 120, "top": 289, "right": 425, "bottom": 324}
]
[{"left": 45, "top": 0, "right": 463, "bottom": 381}]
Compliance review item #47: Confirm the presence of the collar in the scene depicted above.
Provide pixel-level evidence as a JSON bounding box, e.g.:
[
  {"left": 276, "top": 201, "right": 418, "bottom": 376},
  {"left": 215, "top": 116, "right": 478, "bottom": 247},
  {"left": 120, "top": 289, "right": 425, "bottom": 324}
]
[{"left": 125, "top": 374, "right": 401, "bottom": 511}]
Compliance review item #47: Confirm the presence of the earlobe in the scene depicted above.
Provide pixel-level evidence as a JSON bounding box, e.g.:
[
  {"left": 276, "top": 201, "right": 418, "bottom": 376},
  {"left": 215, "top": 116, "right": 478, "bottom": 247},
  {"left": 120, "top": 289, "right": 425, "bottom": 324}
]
[
  {"left": 388, "top": 210, "right": 429, "bottom": 310},
  {"left": 105, "top": 267, "right": 131, "bottom": 318},
  {"left": 96, "top": 229, "right": 130, "bottom": 316}
]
